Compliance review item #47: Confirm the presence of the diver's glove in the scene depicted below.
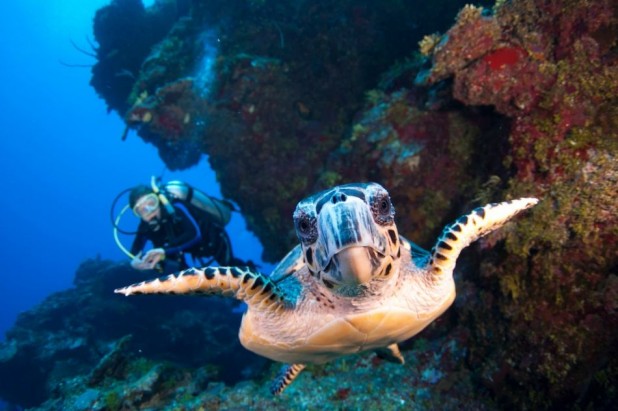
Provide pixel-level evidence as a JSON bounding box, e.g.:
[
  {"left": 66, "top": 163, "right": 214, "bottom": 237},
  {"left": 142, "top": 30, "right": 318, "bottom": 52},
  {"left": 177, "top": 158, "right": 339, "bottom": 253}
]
[
  {"left": 131, "top": 249, "right": 166, "bottom": 270},
  {"left": 143, "top": 248, "right": 165, "bottom": 268},
  {"left": 130, "top": 252, "right": 145, "bottom": 270}
]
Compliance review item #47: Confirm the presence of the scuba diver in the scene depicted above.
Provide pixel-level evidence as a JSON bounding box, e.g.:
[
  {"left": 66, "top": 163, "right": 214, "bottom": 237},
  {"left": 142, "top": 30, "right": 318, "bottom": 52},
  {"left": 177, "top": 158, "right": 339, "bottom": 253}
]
[{"left": 112, "top": 178, "right": 254, "bottom": 273}]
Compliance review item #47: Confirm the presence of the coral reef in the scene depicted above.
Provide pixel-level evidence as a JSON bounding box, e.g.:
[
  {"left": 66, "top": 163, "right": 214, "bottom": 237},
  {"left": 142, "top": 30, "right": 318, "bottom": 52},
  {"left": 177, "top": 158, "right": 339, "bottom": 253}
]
[
  {"left": 324, "top": 79, "right": 503, "bottom": 246},
  {"left": 0, "top": 259, "right": 499, "bottom": 410},
  {"left": 126, "top": 78, "right": 202, "bottom": 169},
  {"left": 27, "top": 332, "right": 497, "bottom": 411},
  {"left": 0, "top": 259, "right": 266, "bottom": 408},
  {"left": 90, "top": 0, "right": 188, "bottom": 114},
  {"left": 30, "top": 0, "right": 615, "bottom": 409},
  {"left": 415, "top": 0, "right": 618, "bottom": 408},
  {"left": 90, "top": 0, "right": 491, "bottom": 259}
]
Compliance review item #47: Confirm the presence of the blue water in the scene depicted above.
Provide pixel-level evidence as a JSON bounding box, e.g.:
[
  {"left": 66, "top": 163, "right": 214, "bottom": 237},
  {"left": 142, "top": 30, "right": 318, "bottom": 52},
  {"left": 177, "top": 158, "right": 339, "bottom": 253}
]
[{"left": 0, "top": 0, "right": 270, "bottom": 342}]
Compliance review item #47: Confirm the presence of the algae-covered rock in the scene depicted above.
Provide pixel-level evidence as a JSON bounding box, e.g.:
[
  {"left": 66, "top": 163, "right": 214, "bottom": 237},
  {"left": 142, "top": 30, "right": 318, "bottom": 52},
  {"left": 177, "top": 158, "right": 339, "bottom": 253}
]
[
  {"left": 90, "top": 0, "right": 490, "bottom": 260},
  {"left": 0, "top": 259, "right": 266, "bottom": 408},
  {"left": 416, "top": 0, "right": 618, "bottom": 408},
  {"left": 80, "top": 0, "right": 618, "bottom": 409}
]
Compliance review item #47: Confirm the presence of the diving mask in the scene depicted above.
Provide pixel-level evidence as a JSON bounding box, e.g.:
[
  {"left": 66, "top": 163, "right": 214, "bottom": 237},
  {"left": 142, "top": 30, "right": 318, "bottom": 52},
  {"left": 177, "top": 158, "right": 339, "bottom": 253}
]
[{"left": 133, "top": 193, "right": 160, "bottom": 218}]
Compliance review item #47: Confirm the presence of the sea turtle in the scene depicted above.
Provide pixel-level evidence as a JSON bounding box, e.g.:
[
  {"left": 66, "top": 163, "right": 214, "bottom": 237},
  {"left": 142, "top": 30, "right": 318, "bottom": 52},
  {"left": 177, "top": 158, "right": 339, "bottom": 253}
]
[{"left": 115, "top": 182, "right": 537, "bottom": 394}]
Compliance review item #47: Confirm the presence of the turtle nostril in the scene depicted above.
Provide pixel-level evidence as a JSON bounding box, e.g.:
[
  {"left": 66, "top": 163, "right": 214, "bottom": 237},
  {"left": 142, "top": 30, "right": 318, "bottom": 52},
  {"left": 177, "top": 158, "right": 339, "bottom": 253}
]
[{"left": 331, "top": 193, "right": 348, "bottom": 204}]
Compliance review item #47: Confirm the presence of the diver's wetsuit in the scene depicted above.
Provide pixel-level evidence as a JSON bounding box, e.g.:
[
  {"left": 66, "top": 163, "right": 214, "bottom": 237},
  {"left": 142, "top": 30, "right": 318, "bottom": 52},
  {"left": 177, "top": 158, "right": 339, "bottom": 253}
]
[{"left": 131, "top": 200, "right": 241, "bottom": 269}]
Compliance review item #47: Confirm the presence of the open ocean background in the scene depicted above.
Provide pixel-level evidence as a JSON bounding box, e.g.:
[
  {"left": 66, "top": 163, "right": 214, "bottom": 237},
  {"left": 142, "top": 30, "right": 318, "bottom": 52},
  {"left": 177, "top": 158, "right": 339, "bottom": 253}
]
[{"left": 0, "top": 0, "right": 269, "bottom": 343}]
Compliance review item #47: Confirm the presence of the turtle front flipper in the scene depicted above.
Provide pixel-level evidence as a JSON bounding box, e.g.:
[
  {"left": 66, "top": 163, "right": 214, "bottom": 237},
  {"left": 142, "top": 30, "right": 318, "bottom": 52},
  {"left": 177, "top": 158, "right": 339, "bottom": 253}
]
[
  {"left": 271, "top": 363, "right": 306, "bottom": 395},
  {"left": 114, "top": 267, "right": 289, "bottom": 312},
  {"left": 429, "top": 198, "right": 539, "bottom": 279}
]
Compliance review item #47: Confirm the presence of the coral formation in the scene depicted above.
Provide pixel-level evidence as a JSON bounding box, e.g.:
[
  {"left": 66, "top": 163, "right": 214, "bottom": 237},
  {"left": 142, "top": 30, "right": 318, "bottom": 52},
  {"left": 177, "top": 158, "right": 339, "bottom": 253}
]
[
  {"left": 0, "top": 261, "right": 497, "bottom": 410},
  {"left": 325, "top": 82, "right": 497, "bottom": 246},
  {"left": 13, "top": 0, "right": 611, "bottom": 409},
  {"left": 90, "top": 0, "right": 492, "bottom": 259},
  {"left": 0, "top": 259, "right": 266, "bottom": 408},
  {"left": 126, "top": 78, "right": 202, "bottom": 169},
  {"left": 414, "top": 0, "right": 618, "bottom": 407},
  {"left": 90, "top": 0, "right": 187, "bottom": 114}
]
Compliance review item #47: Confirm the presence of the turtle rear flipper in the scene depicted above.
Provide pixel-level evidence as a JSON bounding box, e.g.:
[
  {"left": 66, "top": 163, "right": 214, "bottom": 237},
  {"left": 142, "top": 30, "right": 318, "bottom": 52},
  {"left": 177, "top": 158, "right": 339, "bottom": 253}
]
[
  {"left": 114, "top": 267, "right": 289, "bottom": 312},
  {"left": 374, "top": 343, "right": 405, "bottom": 364},
  {"left": 271, "top": 363, "right": 306, "bottom": 395}
]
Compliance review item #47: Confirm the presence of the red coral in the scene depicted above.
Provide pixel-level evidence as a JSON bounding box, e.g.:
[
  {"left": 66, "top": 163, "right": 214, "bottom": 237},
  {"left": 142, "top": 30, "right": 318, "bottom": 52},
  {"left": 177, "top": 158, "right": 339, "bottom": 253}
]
[
  {"left": 424, "top": 8, "right": 502, "bottom": 84},
  {"left": 451, "top": 42, "right": 554, "bottom": 116},
  {"left": 482, "top": 46, "right": 525, "bottom": 70},
  {"left": 126, "top": 78, "right": 196, "bottom": 141}
]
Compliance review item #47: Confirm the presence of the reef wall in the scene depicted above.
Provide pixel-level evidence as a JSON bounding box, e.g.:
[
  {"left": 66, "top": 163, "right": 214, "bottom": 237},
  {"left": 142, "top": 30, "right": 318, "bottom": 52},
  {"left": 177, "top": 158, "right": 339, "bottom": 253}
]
[
  {"left": 0, "top": 259, "right": 267, "bottom": 409},
  {"left": 91, "top": 0, "right": 493, "bottom": 261},
  {"left": 65, "top": 0, "right": 618, "bottom": 409},
  {"left": 414, "top": 2, "right": 618, "bottom": 407}
]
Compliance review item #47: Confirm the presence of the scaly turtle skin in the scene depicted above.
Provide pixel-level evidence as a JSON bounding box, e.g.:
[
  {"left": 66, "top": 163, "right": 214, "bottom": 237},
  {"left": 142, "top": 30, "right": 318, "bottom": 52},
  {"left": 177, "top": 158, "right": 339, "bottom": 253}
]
[{"left": 116, "top": 183, "right": 538, "bottom": 394}]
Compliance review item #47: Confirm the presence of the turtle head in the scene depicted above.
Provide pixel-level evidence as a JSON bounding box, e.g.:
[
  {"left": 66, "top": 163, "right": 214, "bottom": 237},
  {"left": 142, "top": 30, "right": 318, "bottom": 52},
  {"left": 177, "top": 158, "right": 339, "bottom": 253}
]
[{"left": 293, "top": 182, "right": 401, "bottom": 295}]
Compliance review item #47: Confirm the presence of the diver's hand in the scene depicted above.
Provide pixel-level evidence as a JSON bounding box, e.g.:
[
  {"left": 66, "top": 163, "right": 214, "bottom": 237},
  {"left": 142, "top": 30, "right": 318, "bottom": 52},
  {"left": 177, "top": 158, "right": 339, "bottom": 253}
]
[
  {"left": 142, "top": 248, "right": 165, "bottom": 269},
  {"left": 130, "top": 252, "right": 149, "bottom": 270},
  {"left": 130, "top": 249, "right": 164, "bottom": 270}
]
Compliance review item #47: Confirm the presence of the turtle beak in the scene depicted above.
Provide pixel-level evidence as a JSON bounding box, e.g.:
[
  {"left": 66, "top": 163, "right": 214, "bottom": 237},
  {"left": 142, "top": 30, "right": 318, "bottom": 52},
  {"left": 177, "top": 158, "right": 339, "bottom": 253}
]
[{"left": 327, "top": 246, "right": 384, "bottom": 286}]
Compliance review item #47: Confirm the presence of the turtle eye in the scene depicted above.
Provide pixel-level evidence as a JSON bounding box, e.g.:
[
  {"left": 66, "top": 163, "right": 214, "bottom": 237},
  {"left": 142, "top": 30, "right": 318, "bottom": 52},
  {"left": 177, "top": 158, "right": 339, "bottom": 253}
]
[
  {"left": 371, "top": 192, "right": 394, "bottom": 226},
  {"left": 294, "top": 210, "right": 318, "bottom": 244},
  {"left": 379, "top": 198, "right": 390, "bottom": 214}
]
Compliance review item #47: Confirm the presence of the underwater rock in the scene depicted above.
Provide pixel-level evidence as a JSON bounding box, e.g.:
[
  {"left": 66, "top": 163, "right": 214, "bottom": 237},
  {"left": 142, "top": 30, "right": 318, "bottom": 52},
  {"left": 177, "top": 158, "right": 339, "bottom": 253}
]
[
  {"left": 11, "top": 293, "right": 500, "bottom": 410},
  {"left": 85, "top": 0, "right": 617, "bottom": 408},
  {"left": 90, "top": 0, "right": 184, "bottom": 114},
  {"left": 415, "top": 0, "right": 618, "bottom": 408},
  {"left": 87, "top": 335, "right": 132, "bottom": 387},
  {"left": 126, "top": 79, "right": 196, "bottom": 140},
  {"left": 126, "top": 78, "right": 202, "bottom": 169},
  {"left": 90, "top": 0, "right": 490, "bottom": 261},
  {"left": 0, "top": 259, "right": 266, "bottom": 409},
  {"left": 324, "top": 79, "right": 504, "bottom": 246}
]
